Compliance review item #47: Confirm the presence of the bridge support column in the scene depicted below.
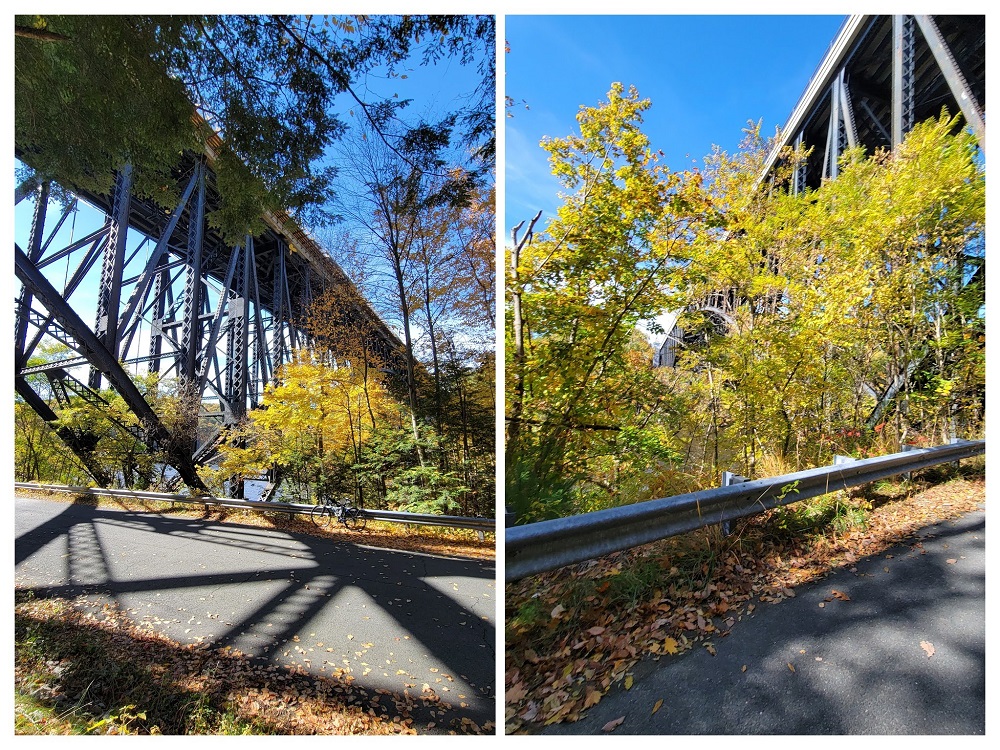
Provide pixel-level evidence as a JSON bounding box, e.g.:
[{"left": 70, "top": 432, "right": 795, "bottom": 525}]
[
  {"left": 180, "top": 160, "right": 207, "bottom": 384},
  {"left": 15, "top": 181, "right": 50, "bottom": 369},
  {"left": 90, "top": 166, "right": 132, "bottom": 389},
  {"left": 892, "top": 14, "right": 917, "bottom": 148}
]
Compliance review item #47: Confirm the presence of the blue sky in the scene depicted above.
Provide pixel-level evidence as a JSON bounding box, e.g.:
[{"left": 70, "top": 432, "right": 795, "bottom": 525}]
[{"left": 504, "top": 14, "right": 847, "bottom": 236}]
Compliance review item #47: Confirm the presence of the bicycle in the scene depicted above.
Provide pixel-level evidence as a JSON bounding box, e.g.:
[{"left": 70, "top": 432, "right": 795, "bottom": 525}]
[{"left": 310, "top": 497, "right": 367, "bottom": 531}]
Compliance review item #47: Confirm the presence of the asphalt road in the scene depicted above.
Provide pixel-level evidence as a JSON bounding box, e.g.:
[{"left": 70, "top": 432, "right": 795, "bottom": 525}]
[
  {"left": 541, "top": 507, "right": 985, "bottom": 735},
  {"left": 14, "top": 494, "right": 496, "bottom": 729}
]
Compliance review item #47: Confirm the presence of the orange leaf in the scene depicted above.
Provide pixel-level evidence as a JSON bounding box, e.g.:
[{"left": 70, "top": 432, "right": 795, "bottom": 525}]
[
  {"left": 584, "top": 689, "right": 602, "bottom": 709},
  {"left": 662, "top": 637, "right": 679, "bottom": 655},
  {"left": 602, "top": 716, "right": 625, "bottom": 732},
  {"left": 652, "top": 698, "right": 663, "bottom": 714},
  {"left": 831, "top": 589, "right": 851, "bottom": 601},
  {"left": 920, "top": 641, "right": 935, "bottom": 658},
  {"left": 787, "top": 663, "right": 795, "bottom": 673}
]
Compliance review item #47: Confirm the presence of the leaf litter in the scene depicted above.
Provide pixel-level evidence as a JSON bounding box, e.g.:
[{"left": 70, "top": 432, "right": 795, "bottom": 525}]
[
  {"left": 506, "top": 472, "right": 983, "bottom": 732},
  {"left": 15, "top": 593, "right": 492, "bottom": 735}
]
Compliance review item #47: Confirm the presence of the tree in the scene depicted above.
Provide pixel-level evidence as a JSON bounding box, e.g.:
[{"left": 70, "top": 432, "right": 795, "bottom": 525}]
[
  {"left": 506, "top": 84, "right": 712, "bottom": 519},
  {"left": 334, "top": 117, "right": 442, "bottom": 464},
  {"left": 15, "top": 14, "right": 494, "bottom": 240},
  {"left": 216, "top": 351, "right": 401, "bottom": 503},
  {"left": 672, "top": 114, "right": 985, "bottom": 475}
]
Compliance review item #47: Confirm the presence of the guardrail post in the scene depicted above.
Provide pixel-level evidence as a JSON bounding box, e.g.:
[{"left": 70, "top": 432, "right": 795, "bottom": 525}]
[
  {"left": 720, "top": 471, "right": 747, "bottom": 535},
  {"left": 901, "top": 443, "right": 919, "bottom": 480},
  {"left": 505, "top": 506, "right": 516, "bottom": 527},
  {"left": 949, "top": 437, "right": 962, "bottom": 469}
]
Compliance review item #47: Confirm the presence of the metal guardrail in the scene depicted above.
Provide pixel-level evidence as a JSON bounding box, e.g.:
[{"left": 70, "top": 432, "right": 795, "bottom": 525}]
[
  {"left": 13, "top": 483, "right": 496, "bottom": 534},
  {"left": 506, "top": 440, "right": 984, "bottom": 581}
]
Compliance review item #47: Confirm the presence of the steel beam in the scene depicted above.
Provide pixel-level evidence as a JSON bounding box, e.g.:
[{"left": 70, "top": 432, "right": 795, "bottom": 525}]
[
  {"left": 180, "top": 161, "right": 207, "bottom": 382},
  {"left": 116, "top": 168, "right": 199, "bottom": 345},
  {"left": 839, "top": 69, "right": 858, "bottom": 149},
  {"left": 225, "top": 237, "right": 251, "bottom": 426},
  {"left": 913, "top": 15, "right": 986, "bottom": 152},
  {"left": 15, "top": 181, "right": 51, "bottom": 369}
]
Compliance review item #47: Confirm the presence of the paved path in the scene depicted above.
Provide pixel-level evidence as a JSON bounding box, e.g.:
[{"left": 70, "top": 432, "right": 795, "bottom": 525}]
[
  {"left": 15, "top": 494, "right": 496, "bottom": 728},
  {"left": 542, "top": 507, "right": 985, "bottom": 735}
]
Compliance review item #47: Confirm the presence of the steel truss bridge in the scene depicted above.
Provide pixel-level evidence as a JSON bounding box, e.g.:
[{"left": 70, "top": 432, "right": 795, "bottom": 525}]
[
  {"left": 648, "top": 14, "right": 985, "bottom": 378},
  {"left": 15, "top": 144, "right": 408, "bottom": 495}
]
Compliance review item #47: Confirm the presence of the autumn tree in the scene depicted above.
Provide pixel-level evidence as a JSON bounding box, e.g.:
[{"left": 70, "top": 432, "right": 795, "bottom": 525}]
[
  {"left": 674, "top": 114, "right": 985, "bottom": 476},
  {"left": 216, "top": 351, "right": 402, "bottom": 504},
  {"left": 14, "top": 344, "right": 90, "bottom": 484},
  {"left": 506, "top": 83, "right": 712, "bottom": 520}
]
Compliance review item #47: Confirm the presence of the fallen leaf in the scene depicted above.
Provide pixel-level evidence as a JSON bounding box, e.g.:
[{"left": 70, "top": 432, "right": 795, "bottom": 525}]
[
  {"left": 920, "top": 641, "right": 935, "bottom": 658},
  {"left": 551, "top": 604, "right": 566, "bottom": 619},
  {"left": 625, "top": 675, "right": 634, "bottom": 690},
  {"left": 818, "top": 602, "right": 826, "bottom": 608},
  {"left": 741, "top": 665, "right": 747, "bottom": 672},
  {"left": 587, "top": 626, "right": 606, "bottom": 636},
  {"left": 602, "top": 716, "right": 625, "bottom": 732},
  {"left": 652, "top": 699, "right": 663, "bottom": 714},
  {"left": 584, "top": 689, "right": 602, "bottom": 708},
  {"left": 946, "top": 559, "right": 957, "bottom": 565},
  {"left": 705, "top": 643, "right": 716, "bottom": 656},
  {"left": 831, "top": 590, "right": 851, "bottom": 601},
  {"left": 662, "top": 637, "right": 678, "bottom": 655},
  {"left": 787, "top": 663, "right": 795, "bottom": 673}
]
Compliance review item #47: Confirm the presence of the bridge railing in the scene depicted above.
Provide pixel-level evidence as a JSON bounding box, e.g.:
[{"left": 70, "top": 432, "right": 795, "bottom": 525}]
[
  {"left": 506, "top": 440, "right": 984, "bottom": 581},
  {"left": 13, "top": 483, "right": 495, "bottom": 535}
]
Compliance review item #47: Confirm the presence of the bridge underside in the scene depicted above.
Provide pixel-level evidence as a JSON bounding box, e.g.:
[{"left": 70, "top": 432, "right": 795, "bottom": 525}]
[
  {"left": 765, "top": 15, "right": 984, "bottom": 191},
  {"left": 15, "top": 150, "right": 407, "bottom": 494}
]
